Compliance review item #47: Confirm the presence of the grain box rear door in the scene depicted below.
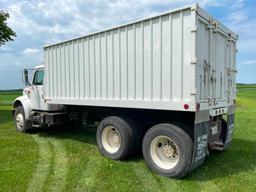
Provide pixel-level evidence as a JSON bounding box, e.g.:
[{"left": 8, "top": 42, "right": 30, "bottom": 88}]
[
  {"left": 196, "top": 13, "right": 237, "bottom": 108},
  {"left": 210, "top": 21, "right": 237, "bottom": 106},
  {"left": 196, "top": 16, "right": 212, "bottom": 104},
  {"left": 211, "top": 23, "right": 226, "bottom": 104}
]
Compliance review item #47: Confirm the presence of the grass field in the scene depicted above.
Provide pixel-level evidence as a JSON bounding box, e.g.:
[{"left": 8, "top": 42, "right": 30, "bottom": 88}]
[
  {"left": 0, "top": 90, "right": 22, "bottom": 106},
  {"left": 0, "top": 85, "right": 255, "bottom": 192}
]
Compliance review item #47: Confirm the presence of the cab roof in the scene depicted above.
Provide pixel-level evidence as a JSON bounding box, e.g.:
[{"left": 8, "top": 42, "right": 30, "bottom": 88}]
[{"left": 35, "top": 65, "right": 44, "bottom": 69}]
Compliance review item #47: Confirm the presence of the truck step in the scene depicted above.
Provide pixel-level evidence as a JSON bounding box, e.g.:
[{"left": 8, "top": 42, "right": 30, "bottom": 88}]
[
  {"left": 210, "top": 141, "right": 224, "bottom": 151},
  {"left": 32, "top": 115, "right": 40, "bottom": 127}
]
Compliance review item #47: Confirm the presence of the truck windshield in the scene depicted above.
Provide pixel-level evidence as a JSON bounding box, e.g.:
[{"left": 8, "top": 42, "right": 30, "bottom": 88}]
[{"left": 33, "top": 70, "right": 44, "bottom": 85}]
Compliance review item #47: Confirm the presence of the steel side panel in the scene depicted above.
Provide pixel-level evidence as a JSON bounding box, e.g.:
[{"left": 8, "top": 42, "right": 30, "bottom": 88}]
[
  {"left": 48, "top": 98, "right": 195, "bottom": 112},
  {"left": 44, "top": 5, "right": 237, "bottom": 112},
  {"left": 44, "top": 8, "right": 196, "bottom": 111}
]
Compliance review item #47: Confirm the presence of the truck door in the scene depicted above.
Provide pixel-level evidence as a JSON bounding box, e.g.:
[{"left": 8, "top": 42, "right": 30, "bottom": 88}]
[{"left": 30, "top": 69, "right": 46, "bottom": 110}]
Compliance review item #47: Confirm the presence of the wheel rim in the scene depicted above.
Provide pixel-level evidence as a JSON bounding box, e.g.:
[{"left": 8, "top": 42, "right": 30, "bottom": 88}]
[
  {"left": 101, "top": 126, "right": 121, "bottom": 153},
  {"left": 16, "top": 113, "right": 24, "bottom": 130},
  {"left": 150, "top": 135, "right": 179, "bottom": 169}
]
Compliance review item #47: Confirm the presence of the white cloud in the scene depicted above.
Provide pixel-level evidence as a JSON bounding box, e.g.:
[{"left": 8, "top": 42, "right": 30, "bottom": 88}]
[
  {"left": 199, "top": 0, "right": 228, "bottom": 7},
  {"left": 221, "top": 0, "right": 256, "bottom": 54},
  {"left": 0, "top": 46, "right": 12, "bottom": 52},
  {"left": 240, "top": 60, "right": 256, "bottom": 65},
  {"left": 227, "top": 10, "right": 249, "bottom": 24},
  {"left": 14, "top": 61, "right": 22, "bottom": 66},
  {"left": 230, "top": 0, "right": 245, "bottom": 9},
  {"left": 2, "top": 0, "right": 253, "bottom": 54},
  {"left": 22, "top": 48, "right": 40, "bottom": 55},
  {"left": 0, "top": 0, "right": 255, "bottom": 88},
  {"left": 4, "top": 0, "right": 231, "bottom": 45}
]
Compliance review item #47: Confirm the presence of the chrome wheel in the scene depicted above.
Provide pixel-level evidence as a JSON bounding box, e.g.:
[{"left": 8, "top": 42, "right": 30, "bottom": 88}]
[
  {"left": 150, "top": 135, "right": 179, "bottom": 169},
  {"left": 101, "top": 126, "right": 121, "bottom": 153},
  {"left": 16, "top": 113, "right": 24, "bottom": 131}
]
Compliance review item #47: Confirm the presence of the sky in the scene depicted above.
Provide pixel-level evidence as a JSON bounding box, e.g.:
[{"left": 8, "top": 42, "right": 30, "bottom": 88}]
[{"left": 0, "top": 0, "right": 255, "bottom": 90}]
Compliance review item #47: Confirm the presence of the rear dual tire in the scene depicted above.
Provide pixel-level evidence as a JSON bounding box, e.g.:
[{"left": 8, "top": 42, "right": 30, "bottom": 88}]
[
  {"left": 142, "top": 123, "right": 193, "bottom": 178},
  {"left": 96, "top": 116, "right": 142, "bottom": 160},
  {"left": 97, "top": 117, "right": 193, "bottom": 178}
]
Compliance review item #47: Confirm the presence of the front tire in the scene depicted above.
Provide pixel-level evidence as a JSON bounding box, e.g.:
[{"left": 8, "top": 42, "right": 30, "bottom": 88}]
[
  {"left": 14, "top": 106, "right": 31, "bottom": 132},
  {"left": 142, "top": 123, "right": 193, "bottom": 178}
]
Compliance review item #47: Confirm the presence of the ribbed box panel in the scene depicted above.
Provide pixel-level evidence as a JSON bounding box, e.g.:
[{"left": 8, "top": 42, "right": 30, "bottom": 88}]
[{"left": 44, "top": 5, "right": 237, "bottom": 111}]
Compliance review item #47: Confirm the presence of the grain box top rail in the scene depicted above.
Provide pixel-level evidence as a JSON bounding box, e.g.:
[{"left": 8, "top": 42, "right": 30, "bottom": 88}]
[{"left": 44, "top": 3, "right": 237, "bottom": 49}]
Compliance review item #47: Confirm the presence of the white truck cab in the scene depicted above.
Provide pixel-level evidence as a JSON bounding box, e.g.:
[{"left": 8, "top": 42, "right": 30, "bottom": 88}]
[
  {"left": 13, "top": 65, "right": 64, "bottom": 131},
  {"left": 23, "top": 65, "right": 62, "bottom": 111},
  {"left": 26, "top": 65, "right": 46, "bottom": 110}
]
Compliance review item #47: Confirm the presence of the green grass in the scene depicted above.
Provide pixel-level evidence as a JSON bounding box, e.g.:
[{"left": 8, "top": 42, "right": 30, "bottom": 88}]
[
  {"left": 0, "top": 90, "right": 22, "bottom": 106},
  {"left": 0, "top": 86, "right": 255, "bottom": 192}
]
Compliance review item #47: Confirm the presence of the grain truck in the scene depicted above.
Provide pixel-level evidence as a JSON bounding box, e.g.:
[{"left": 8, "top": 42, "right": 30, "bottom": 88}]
[{"left": 13, "top": 4, "right": 237, "bottom": 178}]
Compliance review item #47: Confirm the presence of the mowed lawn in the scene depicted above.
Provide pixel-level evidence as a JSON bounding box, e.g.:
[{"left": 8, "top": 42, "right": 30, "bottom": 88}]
[
  {"left": 0, "top": 85, "right": 255, "bottom": 192},
  {"left": 0, "top": 90, "right": 22, "bottom": 106}
]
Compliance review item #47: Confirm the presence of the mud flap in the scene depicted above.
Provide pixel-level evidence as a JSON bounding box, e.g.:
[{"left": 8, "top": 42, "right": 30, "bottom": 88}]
[
  {"left": 189, "top": 110, "right": 209, "bottom": 171},
  {"left": 224, "top": 105, "right": 235, "bottom": 150}
]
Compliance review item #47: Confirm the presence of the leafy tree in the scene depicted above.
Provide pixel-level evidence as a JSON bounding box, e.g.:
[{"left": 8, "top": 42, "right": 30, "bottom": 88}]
[{"left": 0, "top": 10, "right": 16, "bottom": 46}]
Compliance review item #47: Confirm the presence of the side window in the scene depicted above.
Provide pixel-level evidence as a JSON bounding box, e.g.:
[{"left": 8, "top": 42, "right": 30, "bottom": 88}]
[{"left": 33, "top": 70, "right": 44, "bottom": 85}]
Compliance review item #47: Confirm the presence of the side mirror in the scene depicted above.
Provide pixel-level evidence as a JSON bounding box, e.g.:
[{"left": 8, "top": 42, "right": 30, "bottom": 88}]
[{"left": 23, "top": 69, "right": 30, "bottom": 86}]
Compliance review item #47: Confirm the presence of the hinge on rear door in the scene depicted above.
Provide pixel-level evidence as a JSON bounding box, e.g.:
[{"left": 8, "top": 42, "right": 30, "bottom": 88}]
[
  {"left": 229, "top": 69, "right": 237, "bottom": 74},
  {"left": 191, "top": 4, "right": 198, "bottom": 11},
  {"left": 208, "top": 98, "right": 212, "bottom": 106},
  {"left": 211, "top": 19, "right": 218, "bottom": 28},
  {"left": 210, "top": 19, "right": 218, "bottom": 33},
  {"left": 213, "top": 98, "right": 217, "bottom": 105},
  {"left": 226, "top": 67, "right": 232, "bottom": 76},
  {"left": 213, "top": 28, "right": 218, "bottom": 33},
  {"left": 191, "top": 58, "right": 197, "bottom": 64},
  {"left": 191, "top": 89, "right": 197, "bottom": 95},
  {"left": 226, "top": 90, "right": 230, "bottom": 97},
  {"left": 210, "top": 69, "right": 216, "bottom": 82},
  {"left": 209, "top": 18, "right": 217, "bottom": 26},
  {"left": 210, "top": 74, "right": 216, "bottom": 83},
  {"left": 206, "top": 24, "right": 212, "bottom": 30},
  {"left": 226, "top": 38, "right": 232, "bottom": 46},
  {"left": 191, "top": 26, "right": 198, "bottom": 32},
  {"left": 204, "top": 59, "right": 211, "bottom": 70}
]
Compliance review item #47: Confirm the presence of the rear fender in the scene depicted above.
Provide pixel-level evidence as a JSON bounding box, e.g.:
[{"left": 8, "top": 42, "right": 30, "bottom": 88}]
[
  {"left": 13, "top": 95, "right": 32, "bottom": 120},
  {"left": 223, "top": 105, "right": 235, "bottom": 149},
  {"left": 189, "top": 110, "right": 209, "bottom": 171}
]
